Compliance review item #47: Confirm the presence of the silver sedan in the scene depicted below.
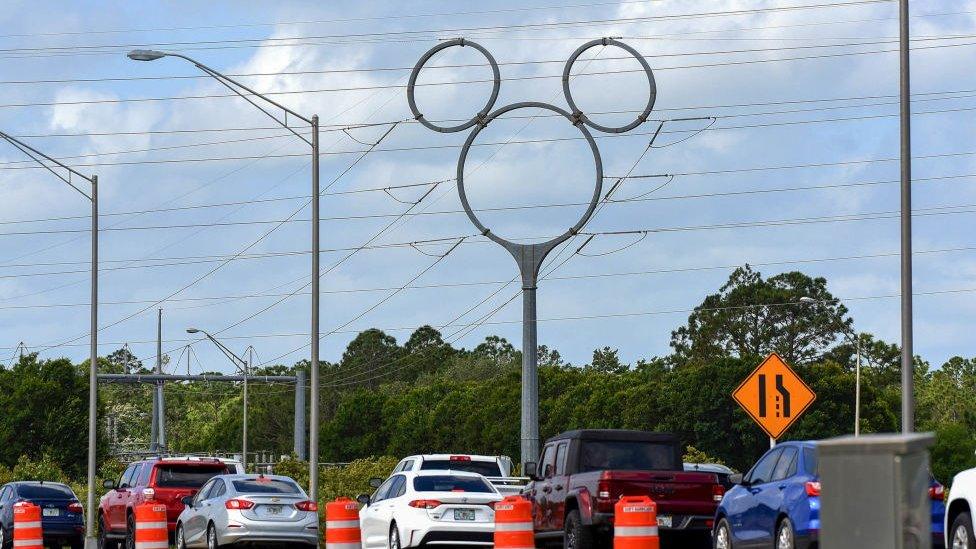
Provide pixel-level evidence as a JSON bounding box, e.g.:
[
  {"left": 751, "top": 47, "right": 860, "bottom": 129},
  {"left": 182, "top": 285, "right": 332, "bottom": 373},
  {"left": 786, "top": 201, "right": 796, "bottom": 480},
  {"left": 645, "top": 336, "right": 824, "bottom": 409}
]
[{"left": 175, "top": 474, "right": 319, "bottom": 548}]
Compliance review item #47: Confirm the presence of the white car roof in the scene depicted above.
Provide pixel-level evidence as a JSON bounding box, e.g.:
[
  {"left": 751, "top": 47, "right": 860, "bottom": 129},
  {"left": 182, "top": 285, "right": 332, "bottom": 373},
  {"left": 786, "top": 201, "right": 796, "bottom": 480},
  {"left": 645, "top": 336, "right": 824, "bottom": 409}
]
[
  {"left": 404, "top": 454, "right": 499, "bottom": 462},
  {"left": 398, "top": 470, "right": 487, "bottom": 478}
]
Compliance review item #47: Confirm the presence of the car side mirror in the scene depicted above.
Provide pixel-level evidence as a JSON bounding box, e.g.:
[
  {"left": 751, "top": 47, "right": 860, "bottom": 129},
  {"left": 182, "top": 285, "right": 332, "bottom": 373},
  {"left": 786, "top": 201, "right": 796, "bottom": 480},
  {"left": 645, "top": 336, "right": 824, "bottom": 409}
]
[
  {"left": 181, "top": 496, "right": 194, "bottom": 507},
  {"left": 356, "top": 494, "right": 370, "bottom": 507},
  {"left": 368, "top": 477, "right": 384, "bottom": 489},
  {"left": 730, "top": 473, "right": 745, "bottom": 486},
  {"left": 524, "top": 462, "right": 538, "bottom": 480},
  {"left": 102, "top": 480, "right": 115, "bottom": 490}
]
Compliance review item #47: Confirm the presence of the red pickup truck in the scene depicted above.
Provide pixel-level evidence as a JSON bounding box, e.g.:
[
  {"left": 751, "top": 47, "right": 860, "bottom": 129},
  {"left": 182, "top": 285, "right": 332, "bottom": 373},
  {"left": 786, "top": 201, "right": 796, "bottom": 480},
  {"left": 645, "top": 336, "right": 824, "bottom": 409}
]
[{"left": 523, "top": 430, "right": 725, "bottom": 548}]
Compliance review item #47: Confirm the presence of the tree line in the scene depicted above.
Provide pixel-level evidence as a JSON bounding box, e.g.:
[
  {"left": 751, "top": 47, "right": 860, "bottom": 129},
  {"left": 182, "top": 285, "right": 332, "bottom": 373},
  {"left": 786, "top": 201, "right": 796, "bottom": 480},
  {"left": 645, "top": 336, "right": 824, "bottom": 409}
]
[{"left": 2, "top": 266, "right": 974, "bottom": 487}]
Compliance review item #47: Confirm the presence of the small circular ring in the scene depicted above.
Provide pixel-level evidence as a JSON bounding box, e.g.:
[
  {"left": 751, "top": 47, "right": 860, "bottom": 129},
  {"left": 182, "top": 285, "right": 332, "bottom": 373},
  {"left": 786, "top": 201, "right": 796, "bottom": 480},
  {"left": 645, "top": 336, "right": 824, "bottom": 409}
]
[
  {"left": 407, "top": 38, "right": 502, "bottom": 134},
  {"left": 562, "top": 38, "right": 657, "bottom": 134},
  {"left": 456, "top": 102, "right": 603, "bottom": 248}
]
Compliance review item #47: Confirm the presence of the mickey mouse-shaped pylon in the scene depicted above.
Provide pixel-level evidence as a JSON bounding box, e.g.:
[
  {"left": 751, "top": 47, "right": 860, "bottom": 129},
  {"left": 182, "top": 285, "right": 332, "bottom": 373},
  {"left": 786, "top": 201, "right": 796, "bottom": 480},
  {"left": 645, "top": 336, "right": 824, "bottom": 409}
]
[{"left": 407, "top": 38, "right": 657, "bottom": 465}]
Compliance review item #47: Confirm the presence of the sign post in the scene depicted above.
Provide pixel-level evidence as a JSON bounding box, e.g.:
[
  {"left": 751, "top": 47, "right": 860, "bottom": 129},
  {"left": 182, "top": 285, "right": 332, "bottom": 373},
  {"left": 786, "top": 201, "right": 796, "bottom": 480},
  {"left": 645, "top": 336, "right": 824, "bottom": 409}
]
[{"left": 733, "top": 353, "right": 816, "bottom": 442}]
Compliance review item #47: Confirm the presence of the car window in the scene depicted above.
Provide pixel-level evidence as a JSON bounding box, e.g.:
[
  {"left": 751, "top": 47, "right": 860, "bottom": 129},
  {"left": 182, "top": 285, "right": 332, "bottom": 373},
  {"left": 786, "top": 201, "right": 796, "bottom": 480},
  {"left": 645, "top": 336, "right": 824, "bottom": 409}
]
[
  {"left": 387, "top": 475, "right": 406, "bottom": 499},
  {"left": 555, "top": 443, "right": 569, "bottom": 475},
  {"left": 154, "top": 464, "right": 228, "bottom": 488},
  {"left": 17, "top": 484, "right": 75, "bottom": 500},
  {"left": 578, "top": 440, "right": 679, "bottom": 472},
  {"left": 540, "top": 445, "right": 556, "bottom": 478},
  {"left": 137, "top": 463, "right": 153, "bottom": 486},
  {"left": 402, "top": 460, "right": 415, "bottom": 472},
  {"left": 193, "top": 480, "right": 215, "bottom": 506},
  {"left": 372, "top": 477, "right": 396, "bottom": 503},
  {"left": 746, "top": 448, "right": 782, "bottom": 485},
  {"left": 0, "top": 487, "right": 10, "bottom": 502},
  {"left": 413, "top": 475, "right": 493, "bottom": 493},
  {"left": 802, "top": 447, "right": 818, "bottom": 476},
  {"left": 418, "top": 460, "right": 501, "bottom": 476},
  {"left": 119, "top": 464, "right": 137, "bottom": 488},
  {"left": 208, "top": 479, "right": 226, "bottom": 499},
  {"left": 233, "top": 479, "right": 302, "bottom": 494},
  {"left": 130, "top": 464, "right": 145, "bottom": 487},
  {"left": 772, "top": 447, "right": 798, "bottom": 482}
]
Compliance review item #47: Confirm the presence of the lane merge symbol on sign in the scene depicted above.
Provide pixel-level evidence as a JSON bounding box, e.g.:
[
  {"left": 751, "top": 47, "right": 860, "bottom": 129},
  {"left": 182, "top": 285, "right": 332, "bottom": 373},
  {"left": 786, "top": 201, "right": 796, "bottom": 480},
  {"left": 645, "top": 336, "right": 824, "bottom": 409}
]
[{"left": 733, "top": 353, "right": 816, "bottom": 440}]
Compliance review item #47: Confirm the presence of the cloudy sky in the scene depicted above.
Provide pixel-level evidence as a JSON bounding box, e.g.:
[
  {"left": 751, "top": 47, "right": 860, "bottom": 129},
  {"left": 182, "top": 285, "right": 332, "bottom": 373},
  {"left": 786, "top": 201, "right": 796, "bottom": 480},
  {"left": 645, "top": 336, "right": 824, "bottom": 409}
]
[{"left": 0, "top": 0, "right": 973, "bottom": 376}]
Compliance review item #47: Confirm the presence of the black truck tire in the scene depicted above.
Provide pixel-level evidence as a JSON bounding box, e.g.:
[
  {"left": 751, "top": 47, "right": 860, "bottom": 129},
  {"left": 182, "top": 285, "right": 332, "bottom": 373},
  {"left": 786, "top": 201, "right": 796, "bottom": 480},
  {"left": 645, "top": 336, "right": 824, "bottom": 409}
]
[{"left": 564, "top": 509, "right": 596, "bottom": 549}]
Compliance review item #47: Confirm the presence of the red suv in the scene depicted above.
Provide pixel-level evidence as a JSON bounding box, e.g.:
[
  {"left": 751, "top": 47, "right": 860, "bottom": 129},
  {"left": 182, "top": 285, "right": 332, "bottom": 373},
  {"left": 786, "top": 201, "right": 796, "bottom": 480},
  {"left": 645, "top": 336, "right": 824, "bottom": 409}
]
[{"left": 97, "top": 458, "right": 230, "bottom": 549}]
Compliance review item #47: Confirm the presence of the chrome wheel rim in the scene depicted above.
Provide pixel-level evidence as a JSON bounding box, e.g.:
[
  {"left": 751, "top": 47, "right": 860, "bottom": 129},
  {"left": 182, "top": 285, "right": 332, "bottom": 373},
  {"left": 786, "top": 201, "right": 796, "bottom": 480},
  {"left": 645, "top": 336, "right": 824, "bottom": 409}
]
[
  {"left": 777, "top": 522, "right": 794, "bottom": 549},
  {"left": 176, "top": 526, "right": 185, "bottom": 549},
  {"left": 715, "top": 524, "right": 731, "bottom": 549},
  {"left": 955, "top": 525, "right": 970, "bottom": 549},
  {"left": 389, "top": 528, "right": 400, "bottom": 549},
  {"left": 208, "top": 527, "right": 217, "bottom": 549}
]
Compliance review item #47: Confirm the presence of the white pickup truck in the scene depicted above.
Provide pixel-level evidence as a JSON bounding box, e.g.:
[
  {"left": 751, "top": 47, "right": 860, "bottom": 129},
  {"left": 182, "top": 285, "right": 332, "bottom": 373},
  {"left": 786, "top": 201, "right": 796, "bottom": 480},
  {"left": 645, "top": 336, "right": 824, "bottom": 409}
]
[
  {"left": 391, "top": 454, "right": 528, "bottom": 495},
  {"left": 947, "top": 467, "right": 976, "bottom": 548}
]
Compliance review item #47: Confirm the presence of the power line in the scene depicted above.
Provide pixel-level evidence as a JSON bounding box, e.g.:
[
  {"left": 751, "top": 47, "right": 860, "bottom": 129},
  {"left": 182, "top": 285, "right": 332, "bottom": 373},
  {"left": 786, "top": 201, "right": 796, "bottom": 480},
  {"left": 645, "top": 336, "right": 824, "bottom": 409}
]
[{"left": 0, "top": 1, "right": 895, "bottom": 58}]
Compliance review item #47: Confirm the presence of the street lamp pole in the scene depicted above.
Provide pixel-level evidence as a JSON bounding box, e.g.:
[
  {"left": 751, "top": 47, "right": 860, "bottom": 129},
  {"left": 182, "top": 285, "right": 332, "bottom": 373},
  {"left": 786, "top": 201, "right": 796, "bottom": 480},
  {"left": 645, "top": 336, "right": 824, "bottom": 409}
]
[
  {"left": 186, "top": 328, "right": 251, "bottom": 470},
  {"left": 130, "top": 50, "right": 321, "bottom": 495},
  {"left": 0, "top": 130, "right": 99, "bottom": 549}
]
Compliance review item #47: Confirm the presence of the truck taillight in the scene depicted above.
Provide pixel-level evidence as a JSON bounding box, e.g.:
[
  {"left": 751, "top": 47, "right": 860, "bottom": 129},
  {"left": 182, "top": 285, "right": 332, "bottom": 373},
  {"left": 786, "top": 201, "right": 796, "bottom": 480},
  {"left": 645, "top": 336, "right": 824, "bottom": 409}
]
[
  {"left": 225, "top": 499, "right": 255, "bottom": 510},
  {"left": 408, "top": 500, "right": 442, "bottom": 509},
  {"left": 712, "top": 485, "right": 726, "bottom": 502},
  {"left": 68, "top": 502, "right": 83, "bottom": 514},
  {"left": 929, "top": 484, "right": 945, "bottom": 501},
  {"left": 142, "top": 488, "right": 155, "bottom": 501},
  {"left": 805, "top": 481, "right": 821, "bottom": 497},
  {"left": 295, "top": 501, "right": 318, "bottom": 512},
  {"left": 596, "top": 479, "right": 613, "bottom": 513}
]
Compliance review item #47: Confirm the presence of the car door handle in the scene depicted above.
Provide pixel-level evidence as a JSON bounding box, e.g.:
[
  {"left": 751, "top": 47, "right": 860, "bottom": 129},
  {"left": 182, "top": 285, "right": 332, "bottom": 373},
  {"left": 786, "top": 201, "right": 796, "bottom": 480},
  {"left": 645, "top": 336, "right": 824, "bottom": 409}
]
[
  {"left": 749, "top": 488, "right": 761, "bottom": 495},
  {"left": 778, "top": 484, "right": 787, "bottom": 490},
  {"left": 554, "top": 485, "right": 564, "bottom": 491},
  {"left": 542, "top": 486, "right": 552, "bottom": 493}
]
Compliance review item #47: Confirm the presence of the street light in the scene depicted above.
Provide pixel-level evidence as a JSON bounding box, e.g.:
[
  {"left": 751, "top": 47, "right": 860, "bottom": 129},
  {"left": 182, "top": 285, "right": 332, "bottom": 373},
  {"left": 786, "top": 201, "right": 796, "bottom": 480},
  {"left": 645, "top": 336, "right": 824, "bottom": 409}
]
[
  {"left": 187, "top": 328, "right": 252, "bottom": 470},
  {"left": 798, "top": 296, "right": 863, "bottom": 436},
  {"left": 0, "top": 131, "right": 99, "bottom": 549},
  {"left": 131, "top": 50, "right": 322, "bottom": 498}
]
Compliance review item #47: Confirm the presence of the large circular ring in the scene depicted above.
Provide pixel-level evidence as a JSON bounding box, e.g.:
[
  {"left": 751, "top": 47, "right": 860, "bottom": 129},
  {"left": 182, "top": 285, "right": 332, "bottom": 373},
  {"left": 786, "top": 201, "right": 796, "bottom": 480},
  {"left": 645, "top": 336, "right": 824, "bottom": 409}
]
[
  {"left": 456, "top": 102, "right": 604, "bottom": 248},
  {"left": 562, "top": 38, "right": 657, "bottom": 134},
  {"left": 407, "top": 38, "right": 502, "bottom": 134}
]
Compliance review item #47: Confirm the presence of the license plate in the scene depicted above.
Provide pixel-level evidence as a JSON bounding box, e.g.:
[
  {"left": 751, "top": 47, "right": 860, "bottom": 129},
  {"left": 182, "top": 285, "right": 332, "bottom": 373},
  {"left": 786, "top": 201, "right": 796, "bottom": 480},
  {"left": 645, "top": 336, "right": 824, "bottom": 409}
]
[
  {"left": 657, "top": 515, "right": 672, "bottom": 528},
  {"left": 265, "top": 505, "right": 282, "bottom": 516},
  {"left": 43, "top": 508, "right": 60, "bottom": 517},
  {"left": 454, "top": 509, "right": 475, "bottom": 521}
]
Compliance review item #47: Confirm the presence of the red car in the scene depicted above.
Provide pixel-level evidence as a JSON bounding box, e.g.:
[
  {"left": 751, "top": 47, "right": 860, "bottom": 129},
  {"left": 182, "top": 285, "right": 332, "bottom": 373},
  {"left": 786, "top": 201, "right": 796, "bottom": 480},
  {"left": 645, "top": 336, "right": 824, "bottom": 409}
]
[{"left": 97, "top": 458, "right": 230, "bottom": 549}]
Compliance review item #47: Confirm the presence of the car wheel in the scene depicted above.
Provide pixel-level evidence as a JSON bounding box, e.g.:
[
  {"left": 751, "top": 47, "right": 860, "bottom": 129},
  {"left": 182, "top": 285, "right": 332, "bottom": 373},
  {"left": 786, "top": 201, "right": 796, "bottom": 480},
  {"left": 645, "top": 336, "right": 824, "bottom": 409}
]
[
  {"left": 389, "top": 522, "right": 401, "bottom": 549},
  {"left": 0, "top": 525, "right": 8, "bottom": 549},
  {"left": 565, "top": 509, "right": 595, "bottom": 549},
  {"left": 952, "top": 512, "right": 975, "bottom": 549},
  {"left": 125, "top": 513, "right": 136, "bottom": 549},
  {"left": 776, "top": 518, "right": 795, "bottom": 549},
  {"left": 97, "top": 514, "right": 117, "bottom": 549},
  {"left": 714, "top": 518, "right": 734, "bottom": 549},
  {"left": 207, "top": 523, "right": 221, "bottom": 549},
  {"left": 176, "top": 523, "right": 188, "bottom": 549}
]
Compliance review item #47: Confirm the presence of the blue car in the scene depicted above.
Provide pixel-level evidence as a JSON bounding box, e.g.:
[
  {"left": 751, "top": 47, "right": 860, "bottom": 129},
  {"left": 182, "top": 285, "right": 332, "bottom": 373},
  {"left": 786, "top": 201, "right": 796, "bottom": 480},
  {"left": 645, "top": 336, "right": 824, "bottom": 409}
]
[
  {"left": 931, "top": 476, "right": 945, "bottom": 549},
  {"left": 713, "top": 441, "right": 819, "bottom": 549},
  {"left": 0, "top": 481, "right": 85, "bottom": 549}
]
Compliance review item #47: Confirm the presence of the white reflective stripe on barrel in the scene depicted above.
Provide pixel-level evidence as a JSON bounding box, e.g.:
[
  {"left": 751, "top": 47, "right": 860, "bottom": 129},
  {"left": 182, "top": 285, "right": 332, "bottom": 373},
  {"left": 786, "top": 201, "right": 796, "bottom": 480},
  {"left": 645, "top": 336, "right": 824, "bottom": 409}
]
[
  {"left": 326, "top": 543, "right": 362, "bottom": 549},
  {"left": 615, "top": 525, "right": 659, "bottom": 537},
  {"left": 14, "top": 521, "right": 41, "bottom": 528},
  {"left": 13, "top": 540, "right": 43, "bottom": 547},
  {"left": 494, "top": 521, "right": 534, "bottom": 532},
  {"left": 135, "top": 542, "right": 170, "bottom": 549},
  {"left": 137, "top": 522, "right": 168, "bottom": 529},
  {"left": 326, "top": 519, "right": 360, "bottom": 529}
]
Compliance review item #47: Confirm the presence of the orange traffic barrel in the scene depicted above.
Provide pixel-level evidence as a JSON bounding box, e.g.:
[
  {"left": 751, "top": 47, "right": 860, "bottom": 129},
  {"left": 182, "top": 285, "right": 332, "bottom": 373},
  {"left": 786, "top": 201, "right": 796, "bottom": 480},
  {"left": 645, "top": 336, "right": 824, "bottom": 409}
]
[
  {"left": 325, "top": 497, "right": 361, "bottom": 549},
  {"left": 614, "top": 495, "right": 659, "bottom": 549},
  {"left": 13, "top": 501, "right": 43, "bottom": 549},
  {"left": 494, "top": 495, "right": 534, "bottom": 549},
  {"left": 134, "top": 502, "right": 169, "bottom": 549}
]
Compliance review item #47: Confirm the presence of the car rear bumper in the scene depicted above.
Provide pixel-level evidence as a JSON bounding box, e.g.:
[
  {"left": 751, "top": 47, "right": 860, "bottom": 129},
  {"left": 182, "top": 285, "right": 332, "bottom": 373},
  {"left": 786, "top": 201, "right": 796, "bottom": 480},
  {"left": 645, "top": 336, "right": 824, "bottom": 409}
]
[
  {"left": 593, "top": 512, "right": 714, "bottom": 531},
  {"left": 403, "top": 523, "right": 495, "bottom": 548},
  {"left": 217, "top": 520, "right": 319, "bottom": 546}
]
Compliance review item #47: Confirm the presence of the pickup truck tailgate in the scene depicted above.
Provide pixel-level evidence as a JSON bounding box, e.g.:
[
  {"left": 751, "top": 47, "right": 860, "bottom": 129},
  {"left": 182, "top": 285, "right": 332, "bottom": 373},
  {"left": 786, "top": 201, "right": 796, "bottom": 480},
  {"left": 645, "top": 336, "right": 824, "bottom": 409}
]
[{"left": 603, "top": 470, "right": 720, "bottom": 516}]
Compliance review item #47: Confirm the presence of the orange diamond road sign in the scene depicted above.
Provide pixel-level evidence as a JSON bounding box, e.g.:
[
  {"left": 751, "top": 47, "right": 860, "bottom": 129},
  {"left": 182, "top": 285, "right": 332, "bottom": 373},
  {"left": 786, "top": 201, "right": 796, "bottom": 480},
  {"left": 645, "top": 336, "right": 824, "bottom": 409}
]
[{"left": 733, "top": 353, "right": 816, "bottom": 440}]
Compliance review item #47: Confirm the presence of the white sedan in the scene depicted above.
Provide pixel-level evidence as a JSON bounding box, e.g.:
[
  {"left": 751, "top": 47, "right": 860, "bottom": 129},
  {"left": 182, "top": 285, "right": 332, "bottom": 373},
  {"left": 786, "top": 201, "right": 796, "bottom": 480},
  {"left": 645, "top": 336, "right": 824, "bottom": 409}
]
[{"left": 357, "top": 471, "right": 503, "bottom": 548}]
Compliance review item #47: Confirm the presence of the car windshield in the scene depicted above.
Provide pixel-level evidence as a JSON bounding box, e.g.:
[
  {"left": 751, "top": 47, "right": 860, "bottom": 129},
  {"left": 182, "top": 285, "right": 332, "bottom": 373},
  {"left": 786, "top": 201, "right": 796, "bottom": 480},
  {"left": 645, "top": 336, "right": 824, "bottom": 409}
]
[
  {"left": 413, "top": 475, "right": 493, "bottom": 493},
  {"left": 17, "top": 484, "right": 74, "bottom": 499},
  {"left": 419, "top": 460, "right": 502, "bottom": 477},
  {"left": 232, "top": 479, "right": 301, "bottom": 494},
  {"left": 579, "top": 440, "right": 678, "bottom": 472},
  {"left": 154, "top": 465, "right": 228, "bottom": 488}
]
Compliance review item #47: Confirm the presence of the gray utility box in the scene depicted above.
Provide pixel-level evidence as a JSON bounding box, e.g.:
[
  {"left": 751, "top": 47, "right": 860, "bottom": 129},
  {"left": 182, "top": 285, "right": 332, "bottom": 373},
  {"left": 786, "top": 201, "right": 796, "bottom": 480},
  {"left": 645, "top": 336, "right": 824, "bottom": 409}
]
[{"left": 818, "top": 433, "right": 935, "bottom": 549}]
